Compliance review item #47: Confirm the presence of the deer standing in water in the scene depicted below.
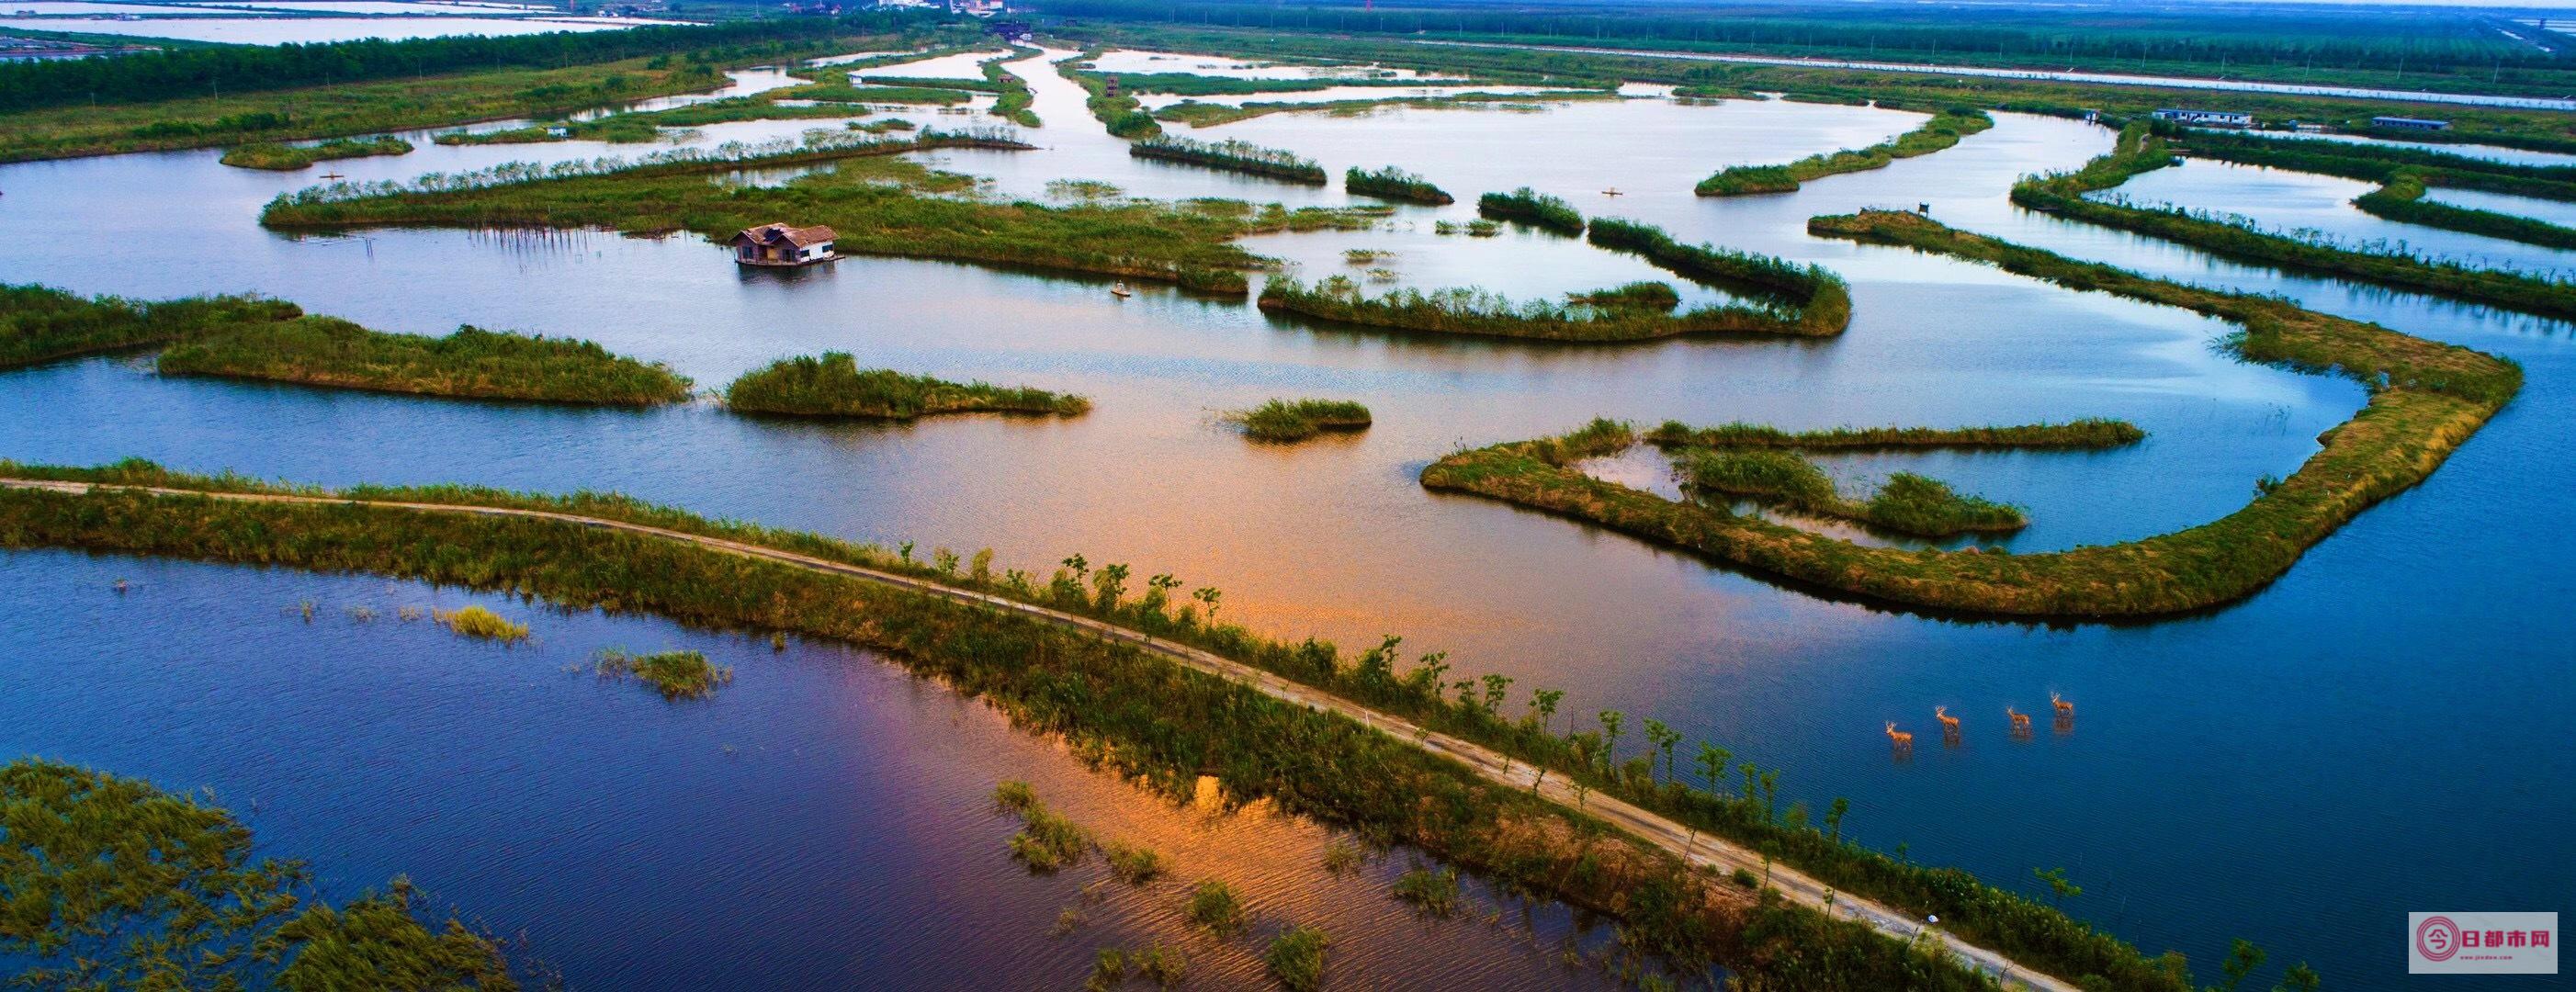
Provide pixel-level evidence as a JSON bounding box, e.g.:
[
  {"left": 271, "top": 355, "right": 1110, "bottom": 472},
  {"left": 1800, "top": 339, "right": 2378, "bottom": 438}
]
[
  {"left": 2051, "top": 693, "right": 2075, "bottom": 719},
  {"left": 1884, "top": 722, "right": 1914, "bottom": 751},
  {"left": 2006, "top": 705, "right": 2032, "bottom": 736},
  {"left": 1936, "top": 705, "right": 1961, "bottom": 742}
]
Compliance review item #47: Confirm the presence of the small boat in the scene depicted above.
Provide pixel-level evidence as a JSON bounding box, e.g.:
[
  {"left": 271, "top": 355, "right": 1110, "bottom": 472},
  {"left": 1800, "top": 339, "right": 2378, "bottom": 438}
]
[
  {"left": 1110, "top": 282, "right": 1134, "bottom": 298},
  {"left": 1601, "top": 187, "right": 1624, "bottom": 197},
  {"left": 319, "top": 171, "right": 345, "bottom": 180}
]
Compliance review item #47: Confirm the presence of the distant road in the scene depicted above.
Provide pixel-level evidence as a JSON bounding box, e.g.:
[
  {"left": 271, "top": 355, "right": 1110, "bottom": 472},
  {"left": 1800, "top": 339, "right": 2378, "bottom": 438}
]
[
  {"left": 1414, "top": 39, "right": 2576, "bottom": 111},
  {"left": 0, "top": 476, "right": 2076, "bottom": 992}
]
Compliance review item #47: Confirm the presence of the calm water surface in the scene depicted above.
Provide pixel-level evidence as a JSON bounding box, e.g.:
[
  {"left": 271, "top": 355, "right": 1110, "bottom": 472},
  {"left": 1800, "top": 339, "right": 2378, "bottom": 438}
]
[
  {"left": 0, "top": 552, "right": 1634, "bottom": 989},
  {"left": 1, "top": 45, "right": 2569, "bottom": 986}
]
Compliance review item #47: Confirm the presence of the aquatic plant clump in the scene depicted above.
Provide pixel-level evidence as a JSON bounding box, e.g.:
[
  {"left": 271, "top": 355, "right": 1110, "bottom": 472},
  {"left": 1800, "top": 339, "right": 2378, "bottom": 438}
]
[
  {"left": 1183, "top": 880, "right": 1248, "bottom": 935},
  {"left": 1343, "top": 164, "right": 1453, "bottom": 205},
  {"left": 723, "top": 353, "right": 1089, "bottom": 420},
  {"left": 1474, "top": 186, "right": 1584, "bottom": 235},
  {"left": 1226, "top": 398, "right": 1373, "bottom": 442},
  {"left": 156, "top": 319, "right": 695, "bottom": 406},
  {"left": 1129, "top": 135, "right": 1328, "bottom": 185},
  {"left": 0, "top": 758, "right": 516, "bottom": 989},
  {"left": 1423, "top": 210, "right": 2520, "bottom": 618},
  {"left": 594, "top": 648, "right": 732, "bottom": 700},
  {"left": 0, "top": 283, "right": 304, "bottom": 370},
  {"left": 1264, "top": 925, "right": 1330, "bottom": 992},
  {"left": 1696, "top": 107, "right": 1992, "bottom": 196},
  {"left": 434, "top": 605, "right": 527, "bottom": 642},
  {"left": 220, "top": 135, "right": 413, "bottom": 171},
  {"left": 1677, "top": 449, "right": 2027, "bottom": 537}
]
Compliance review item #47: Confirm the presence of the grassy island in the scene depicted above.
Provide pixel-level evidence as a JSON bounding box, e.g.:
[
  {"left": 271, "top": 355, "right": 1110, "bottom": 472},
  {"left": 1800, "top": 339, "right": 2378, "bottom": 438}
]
[
  {"left": 0, "top": 758, "right": 516, "bottom": 989},
  {"left": 1423, "top": 209, "right": 2517, "bottom": 618},
  {"left": 258, "top": 128, "right": 1381, "bottom": 295},
  {"left": 1226, "top": 398, "right": 1373, "bottom": 441},
  {"left": 1696, "top": 107, "right": 1992, "bottom": 196},
  {"left": 1474, "top": 186, "right": 1584, "bottom": 235},
  {"left": 1259, "top": 275, "right": 1812, "bottom": 342},
  {"left": 1585, "top": 218, "right": 1852, "bottom": 336},
  {"left": 156, "top": 319, "right": 694, "bottom": 405},
  {"left": 219, "top": 135, "right": 412, "bottom": 171},
  {"left": 1343, "top": 164, "right": 1453, "bottom": 205},
  {"left": 2161, "top": 129, "right": 2576, "bottom": 251},
  {"left": 1645, "top": 418, "right": 2145, "bottom": 451},
  {"left": 723, "top": 353, "right": 1088, "bottom": 420},
  {"left": 1, "top": 283, "right": 301, "bottom": 370},
  {"left": 1056, "top": 50, "right": 1162, "bottom": 138},
  {"left": 434, "top": 95, "right": 876, "bottom": 146},
  {"left": 595, "top": 648, "right": 732, "bottom": 700},
  {"left": 1129, "top": 135, "right": 1328, "bottom": 185},
  {"left": 2011, "top": 122, "right": 2576, "bottom": 321}
]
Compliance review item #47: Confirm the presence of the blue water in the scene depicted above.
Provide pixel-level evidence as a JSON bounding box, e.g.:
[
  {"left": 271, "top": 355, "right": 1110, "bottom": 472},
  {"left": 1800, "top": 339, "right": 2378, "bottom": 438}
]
[{"left": 0, "top": 48, "right": 2569, "bottom": 986}]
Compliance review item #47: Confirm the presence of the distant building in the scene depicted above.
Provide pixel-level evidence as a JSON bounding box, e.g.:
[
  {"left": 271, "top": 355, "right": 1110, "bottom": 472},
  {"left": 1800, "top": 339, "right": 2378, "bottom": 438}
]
[
  {"left": 2373, "top": 116, "right": 2452, "bottom": 131},
  {"left": 732, "top": 223, "right": 837, "bottom": 266},
  {"left": 2152, "top": 108, "right": 2254, "bottom": 129}
]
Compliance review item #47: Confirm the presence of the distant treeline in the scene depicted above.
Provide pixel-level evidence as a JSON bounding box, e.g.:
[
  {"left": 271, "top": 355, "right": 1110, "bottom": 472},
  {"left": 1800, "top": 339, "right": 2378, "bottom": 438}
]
[{"left": 0, "top": 11, "right": 948, "bottom": 114}]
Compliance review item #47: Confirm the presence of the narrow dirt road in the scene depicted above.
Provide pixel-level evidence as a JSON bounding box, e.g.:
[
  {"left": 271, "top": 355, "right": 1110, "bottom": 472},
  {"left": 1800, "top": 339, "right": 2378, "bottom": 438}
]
[{"left": 4, "top": 477, "right": 2074, "bottom": 991}]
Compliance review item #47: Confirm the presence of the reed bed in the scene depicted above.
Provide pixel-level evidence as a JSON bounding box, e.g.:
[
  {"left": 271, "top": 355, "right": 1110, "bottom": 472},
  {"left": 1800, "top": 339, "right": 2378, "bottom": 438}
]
[
  {"left": 1696, "top": 107, "right": 1991, "bottom": 196},
  {"left": 1226, "top": 398, "right": 1372, "bottom": 442},
  {"left": 1342, "top": 164, "right": 1452, "bottom": 205},
  {"left": 1474, "top": 186, "right": 1583, "bottom": 235},
  {"left": 1259, "top": 275, "right": 1804, "bottom": 342},
  {"left": 1129, "top": 135, "right": 1327, "bottom": 185},
  {"left": 1, "top": 283, "right": 301, "bottom": 370},
  {"left": 1583, "top": 218, "right": 1850, "bottom": 336},
  {"left": 2012, "top": 122, "right": 2576, "bottom": 320},
  {"left": 1645, "top": 418, "right": 2145, "bottom": 451},
  {"left": 219, "top": 136, "right": 412, "bottom": 171},
  {"left": 433, "top": 605, "right": 526, "bottom": 642},
  {"left": 156, "top": 319, "right": 694, "bottom": 406},
  {"left": 1678, "top": 449, "right": 2028, "bottom": 537},
  {"left": 1264, "top": 926, "right": 1330, "bottom": 992},
  {"left": 723, "top": 353, "right": 1087, "bottom": 420}
]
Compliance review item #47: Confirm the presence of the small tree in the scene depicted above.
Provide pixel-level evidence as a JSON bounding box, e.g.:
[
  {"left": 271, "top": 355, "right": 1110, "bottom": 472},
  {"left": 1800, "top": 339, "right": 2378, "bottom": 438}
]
[
  {"left": 1597, "top": 710, "right": 1624, "bottom": 773},
  {"left": 1694, "top": 743, "right": 1731, "bottom": 797},
  {"left": 1530, "top": 688, "right": 1564, "bottom": 735},
  {"left": 2216, "top": 938, "right": 2265, "bottom": 992},
  {"left": 2273, "top": 962, "right": 2321, "bottom": 992},
  {"left": 1825, "top": 796, "right": 1850, "bottom": 843},
  {"left": 2034, "top": 866, "right": 2083, "bottom": 908},
  {"left": 1191, "top": 586, "right": 1221, "bottom": 623},
  {"left": 1643, "top": 718, "right": 1680, "bottom": 786},
  {"left": 1479, "top": 673, "right": 1512, "bottom": 717}
]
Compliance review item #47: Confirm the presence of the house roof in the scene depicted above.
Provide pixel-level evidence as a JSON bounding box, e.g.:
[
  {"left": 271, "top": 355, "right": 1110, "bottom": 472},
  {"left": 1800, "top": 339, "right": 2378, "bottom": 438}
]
[{"left": 734, "top": 222, "right": 839, "bottom": 247}]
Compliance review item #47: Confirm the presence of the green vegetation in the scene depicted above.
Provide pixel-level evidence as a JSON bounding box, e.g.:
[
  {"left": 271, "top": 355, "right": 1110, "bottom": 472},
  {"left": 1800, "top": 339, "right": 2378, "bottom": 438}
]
[
  {"left": 435, "top": 605, "right": 527, "bottom": 642},
  {"left": 1474, "top": 186, "right": 1584, "bottom": 235},
  {"left": 1391, "top": 865, "right": 1462, "bottom": 917},
  {"left": 1105, "top": 842, "right": 1166, "bottom": 884},
  {"left": 1263, "top": 925, "right": 1330, "bottom": 992},
  {"left": 1696, "top": 107, "right": 1991, "bottom": 196},
  {"left": 1343, "top": 164, "right": 1453, "bottom": 205},
  {"left": 1226, "top": 398, "right": 1373, "bottom": 442},
  {"left": 1130, "top": 135, "right": 1328, "bottom": 185},
  {"left": 1057, "top": 50, "right": 1162, "bottom": 139},
  {"left": 157, "top": 319, "right": 695, "bottom": 406},
  {"left": 258, "top": 128, "right": 1381, "bottom": 296},
  {"left": 1183, "top": 879, "right": 1248, "bottom": 936},
  {"left": 773, "top": 82, "right": 977, "bottom": 106},
  {"left": 436, "top": 95, "right": 879, "bottom": 147},
  {"left": 0, "top": 758, "right": 515, "bottom": 989},
  {"left": 1678, "top": 449, "right": 2028, "bottom": 537},
  {"left": 1151, "top": 89, "right": 1619, "bottom": 129},
  {"left": 723, "top": 353, "right": 1088, "bottom": 420},
  {"left": 2352, "top": 173, "right": 2576, "bottom": 250},
  {"left": 1424, "top": 209, "right": 2517, "bottom": 617},
  {"left": 998, "top": 786, "right": 1092, "bottom": 873},
  {"left": 0, "top": 460, "right": 2201, "bottom": 989},
  {"left": 220, "top": 135, "right": 412, "bottom": 171},
  {"left": 2160, "top": 129, "right": 2576, "bottom": 251},
  {"left": 594, "top": 648, "right": 732, "bottom": 700},
  {"left": 1260, "top": 259, "right": 1828, "bottom": 342},
  {"left": 1565, "top": 281, "right": 1682, "bottom": 310},
  {"left": 2013, "top": 122, "right": 2576, "bottom": 321},
  {"left": 1, "top": 283, "right": 300, "bottom": 370},
  {"left": 1645, "top": 418, "right": 2145, "bottom": 451}
]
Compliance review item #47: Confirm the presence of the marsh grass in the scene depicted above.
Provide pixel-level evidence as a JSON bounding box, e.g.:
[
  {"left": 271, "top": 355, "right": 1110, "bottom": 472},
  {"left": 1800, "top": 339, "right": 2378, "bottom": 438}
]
[
  {"left": 1474, "top": 186, "right": 1583, "bottom": 234},
  {"left": 1226, "top": 398, "right": 1373, "bottom": 442},
  {"left": 1391, "top": 865, "right": 1462, "bottom": 917},
  {"left": 1696, "top": 108, "right": 1991, "bottom": 196},
  {"left": 997, "top": 784, "right": 1090, "bottom": 873},
  {"left": 1105, "top": 842, "right": 1165, "bottom": 884},
  {"left": 1182, "top": 880, "right": 1247, "bottom": 936},
  {"left": 1130, "top": 135, "right": 1327, "bottom": 185},
  {"left": 1677, "top": 449, "right": 2028, "bottom": 537},
  {"left": 1583, "top": 218, "right": 1850, "bottom": 336},
  {"left": 220, "top": 136, "right": 412, "bottom": 171},
  {"left": 593, "top": 648, "right": 731, "bottom": 700},
  {"left": 156, "top": 319, "right": 694, "bottom": 406},
  {"left": 1259, "top": 276, "right": 1802, "bottom": 342},
  {"left": 1344, "top": 164, "right": 1452, "bottom": 205},
  {"left": 433, "top": 605, "right": 526, "bottom": 642},
  {"left": 724, "top": 353, "right": 1088, "bottom": 420},
  {"left": 1564, "top": 281, "right": 1680, "bottom": 311},
  {"left": 1, "top": 283, "right": 301, "bottom": 371},
  {"left": 1647, "top": 418, "right": 2144, "bottom": 451},
  {"left": 1264, "top": 925, "right": 1329, "bottom": 992}
]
